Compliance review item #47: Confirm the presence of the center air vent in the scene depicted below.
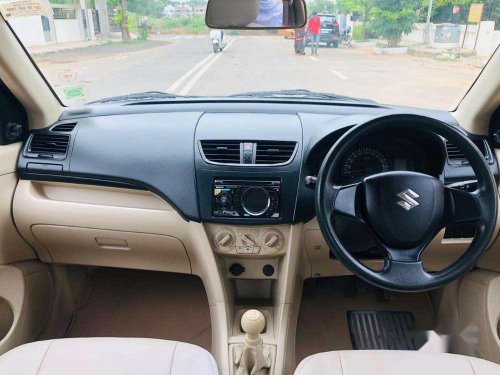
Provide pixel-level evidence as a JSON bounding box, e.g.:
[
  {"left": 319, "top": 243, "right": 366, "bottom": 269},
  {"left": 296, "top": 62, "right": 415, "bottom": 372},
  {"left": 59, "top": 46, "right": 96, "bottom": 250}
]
[
  {"left": 51, "top": 122, "right": 77, "bottom": 132},
  {"left": 29, "top": 133, "right": 70, "bottom": 156},
  {"left": 445, "top": 139, "right": 490, "bottom": 165},
  {"left": 255, "top": 141, "right": 297, "bottom": 165},
  {"left": 200, "top": 140, "right": 241, "bottom": 164}
]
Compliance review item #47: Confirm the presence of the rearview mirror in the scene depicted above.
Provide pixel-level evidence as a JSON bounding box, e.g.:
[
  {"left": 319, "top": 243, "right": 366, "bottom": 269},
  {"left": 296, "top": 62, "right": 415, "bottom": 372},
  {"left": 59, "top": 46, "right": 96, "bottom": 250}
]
[{"left": 205, "top": 0, "right": 307, "bottom": 29}]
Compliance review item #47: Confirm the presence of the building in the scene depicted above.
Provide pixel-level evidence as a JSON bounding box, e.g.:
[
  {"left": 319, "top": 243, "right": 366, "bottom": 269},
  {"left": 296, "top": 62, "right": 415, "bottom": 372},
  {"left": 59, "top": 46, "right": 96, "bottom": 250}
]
[{"left": 7, "top": 0, "right": 111, "bottom": 47}]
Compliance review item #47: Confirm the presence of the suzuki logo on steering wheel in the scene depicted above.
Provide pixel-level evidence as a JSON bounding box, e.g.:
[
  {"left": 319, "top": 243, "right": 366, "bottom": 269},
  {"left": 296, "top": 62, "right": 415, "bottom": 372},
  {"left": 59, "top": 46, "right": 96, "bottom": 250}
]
[{"left": 396, "top": 189, "right": 420, "bottom": 211}]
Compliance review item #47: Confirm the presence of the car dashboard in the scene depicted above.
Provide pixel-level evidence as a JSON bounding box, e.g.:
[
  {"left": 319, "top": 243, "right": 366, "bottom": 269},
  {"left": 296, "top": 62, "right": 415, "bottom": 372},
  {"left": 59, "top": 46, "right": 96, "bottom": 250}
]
[{"left": 13, "top": 100, "right": 498, "bottom": 279}]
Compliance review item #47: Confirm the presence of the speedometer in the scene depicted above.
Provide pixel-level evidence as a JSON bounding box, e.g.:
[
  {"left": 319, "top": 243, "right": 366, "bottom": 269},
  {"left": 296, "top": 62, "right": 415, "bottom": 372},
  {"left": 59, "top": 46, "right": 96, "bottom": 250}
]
[{"left": 342, "top": 147, "right": 390, "bottom": 182}]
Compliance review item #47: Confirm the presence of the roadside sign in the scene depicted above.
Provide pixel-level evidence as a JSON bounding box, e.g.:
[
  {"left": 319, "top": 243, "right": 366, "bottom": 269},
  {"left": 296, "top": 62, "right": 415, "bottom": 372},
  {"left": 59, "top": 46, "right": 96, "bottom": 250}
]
[
  {"left": 0, "top": 0, "right": 53, "bottom": 19},
  {"left": 468, "top": 3, "right": 483, "bottom": 23}
]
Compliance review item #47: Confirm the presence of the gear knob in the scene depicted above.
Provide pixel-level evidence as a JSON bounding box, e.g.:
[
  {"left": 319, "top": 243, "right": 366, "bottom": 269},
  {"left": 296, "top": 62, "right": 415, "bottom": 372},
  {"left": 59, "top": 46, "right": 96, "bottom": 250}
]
[{"left": 241, "top": 309, "right": 265, "bottom": 340}]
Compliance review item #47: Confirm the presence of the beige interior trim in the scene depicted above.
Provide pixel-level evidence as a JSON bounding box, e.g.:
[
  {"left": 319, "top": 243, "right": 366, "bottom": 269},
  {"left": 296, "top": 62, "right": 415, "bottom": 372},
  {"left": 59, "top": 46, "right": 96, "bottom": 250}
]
[
  {"left": 436, "top": 270, "right": 500, "bottom": 363},
  {"left": 0, "top": 143, "right": 36, "bottom": 265},
  {"left": 0, "top": 261, "right": 52, "bottom": 355},
  {"left": 0, "top": 16, "right": 61, "bottom": 129},
  {"left": 452, "top": 46, "right": 499, "bottom": 134}
]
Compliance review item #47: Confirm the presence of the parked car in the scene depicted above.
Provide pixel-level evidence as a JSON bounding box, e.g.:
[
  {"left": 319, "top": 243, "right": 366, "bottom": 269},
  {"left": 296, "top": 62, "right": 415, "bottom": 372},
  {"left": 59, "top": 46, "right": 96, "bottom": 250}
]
[{"left": 305, "top": 14, "right": 340, "bottom": 48}]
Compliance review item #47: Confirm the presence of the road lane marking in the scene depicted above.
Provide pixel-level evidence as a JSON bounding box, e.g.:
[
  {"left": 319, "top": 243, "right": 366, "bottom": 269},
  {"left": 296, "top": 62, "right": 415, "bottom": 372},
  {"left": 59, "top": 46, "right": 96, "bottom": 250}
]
[
  {"left": 331, "top": 70, "right": 348, "bottom": 80},
  {"left": 114, "top": 55, "right": 128, "bottom": 60},
  {"left": 178, "top": 37, "right": 237, "bottom": 95},
  {"left": 310, "top": 56, "right": 318, "bottom": 61},
  {"left": 167, "top": 53, "right": 216, "bottom": 93}
]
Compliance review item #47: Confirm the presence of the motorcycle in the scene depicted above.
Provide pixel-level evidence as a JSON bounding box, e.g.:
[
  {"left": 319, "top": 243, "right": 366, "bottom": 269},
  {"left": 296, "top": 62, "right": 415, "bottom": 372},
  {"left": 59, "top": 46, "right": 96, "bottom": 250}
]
[
  {"left": 340, "top": 26, "right": 353, "bottom": 46},
  {"left": 210, "top": 29, "right": 226, "bottom": 53}
]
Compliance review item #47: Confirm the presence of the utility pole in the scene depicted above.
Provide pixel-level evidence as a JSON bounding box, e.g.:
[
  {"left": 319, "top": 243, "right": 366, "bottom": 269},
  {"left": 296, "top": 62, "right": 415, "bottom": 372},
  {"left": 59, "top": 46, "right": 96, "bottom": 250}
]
[{"left": 425, "top": 0, "right": 433, "bottom": 45}]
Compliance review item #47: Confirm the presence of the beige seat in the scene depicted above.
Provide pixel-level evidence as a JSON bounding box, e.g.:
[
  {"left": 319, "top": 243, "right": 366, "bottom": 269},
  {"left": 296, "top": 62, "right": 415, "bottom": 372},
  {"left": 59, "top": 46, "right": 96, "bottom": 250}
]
[
  {"left": 0, "top": 337, "right": 218, "bottom": 375},
  {"left": 295, "top": 350, "right": 500, "bottom": 375}
]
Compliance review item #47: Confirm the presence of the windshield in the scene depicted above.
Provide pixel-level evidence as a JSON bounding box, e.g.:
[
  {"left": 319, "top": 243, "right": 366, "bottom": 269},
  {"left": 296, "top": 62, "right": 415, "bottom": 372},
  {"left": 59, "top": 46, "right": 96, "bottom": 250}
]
[{"left": 1, "top": 0, "right": 498, "bottom": 109}]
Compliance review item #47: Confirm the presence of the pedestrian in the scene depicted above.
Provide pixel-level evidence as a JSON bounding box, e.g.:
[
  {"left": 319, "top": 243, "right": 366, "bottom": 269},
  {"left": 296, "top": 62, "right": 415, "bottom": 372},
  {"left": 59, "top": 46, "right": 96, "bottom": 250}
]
[
  {"left": 294, "top": 27, "right": 306, "bottom": 55},
  {"left": 307, "top": 11, "right": 321, "bottom": 56}
]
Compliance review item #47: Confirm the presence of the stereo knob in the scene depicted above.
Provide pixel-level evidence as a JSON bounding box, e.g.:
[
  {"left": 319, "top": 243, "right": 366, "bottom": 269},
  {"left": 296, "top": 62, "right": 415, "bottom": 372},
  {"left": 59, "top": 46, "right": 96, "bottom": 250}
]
[
  {"left": 214, "top": 230, "right": 234, "bottom": 251},
  {"left": 241, "top": 187, "right": 270, "bottom": 216},
  {"left": 262, "top": 230, "right": 283, "bottom": 252},
  {"left": 217, "top": 193, "right": 231, "bottom": 206}
]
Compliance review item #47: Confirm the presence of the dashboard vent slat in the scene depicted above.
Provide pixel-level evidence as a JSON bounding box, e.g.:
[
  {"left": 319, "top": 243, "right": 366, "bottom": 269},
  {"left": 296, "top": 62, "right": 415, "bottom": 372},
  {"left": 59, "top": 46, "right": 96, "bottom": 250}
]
[
  {"left": 200, "top": 140, "right": 241, "bottom": 164},
  {"left": 255, "top": 141, "right": 297, "bottom": 165},
  {"left": 446, "top": 139, "right": 489, "bottom": 164},
  {"left": 29, "top": 134, "right": 70, "bottom": 155},
  {"left": 51, "top": 122, "right": 77, "bottom": 132}
]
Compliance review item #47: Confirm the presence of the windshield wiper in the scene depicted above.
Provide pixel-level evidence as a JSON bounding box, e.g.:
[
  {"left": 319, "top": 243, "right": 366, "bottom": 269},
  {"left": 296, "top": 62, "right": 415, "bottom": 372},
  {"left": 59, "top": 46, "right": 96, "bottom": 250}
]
[
  {"left": 230, "top": 89, "right": 375, "bottom": 103},
  {"left": 87, "top": 91, "right": 182, "bottom": 104}
]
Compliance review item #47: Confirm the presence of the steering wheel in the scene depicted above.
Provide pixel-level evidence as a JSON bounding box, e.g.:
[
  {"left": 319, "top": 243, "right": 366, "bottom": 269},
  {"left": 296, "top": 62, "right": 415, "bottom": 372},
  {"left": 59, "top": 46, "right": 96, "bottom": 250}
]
[{"left": 316, "top": 114, "right": 498, "bottom": 292}]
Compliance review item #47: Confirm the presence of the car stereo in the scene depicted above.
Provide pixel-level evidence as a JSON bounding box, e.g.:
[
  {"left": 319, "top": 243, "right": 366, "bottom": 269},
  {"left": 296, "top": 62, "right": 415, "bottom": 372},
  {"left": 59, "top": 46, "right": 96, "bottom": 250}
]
[{"left": 212, "top": 179, "right": 280, "bottom": 218}]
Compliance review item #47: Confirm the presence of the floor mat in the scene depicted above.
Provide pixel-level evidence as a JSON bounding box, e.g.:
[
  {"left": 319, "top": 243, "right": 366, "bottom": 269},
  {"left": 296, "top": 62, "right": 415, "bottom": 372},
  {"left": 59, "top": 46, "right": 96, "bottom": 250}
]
[
  {"left": 65, "top": 268, "right": 211, "bottom": 351},
  {"left": 348, "top": 311, "right": 416, "bottom": 350},
  {"left": 295, "top": 277, "right": 435, "bottom": 365}
]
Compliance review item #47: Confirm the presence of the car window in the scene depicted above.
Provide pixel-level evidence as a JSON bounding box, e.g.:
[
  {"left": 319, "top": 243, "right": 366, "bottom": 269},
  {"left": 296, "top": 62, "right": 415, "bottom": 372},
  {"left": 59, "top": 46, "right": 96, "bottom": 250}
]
[{"left": 1, "top": 0, "right": 498, "bottom": 109}]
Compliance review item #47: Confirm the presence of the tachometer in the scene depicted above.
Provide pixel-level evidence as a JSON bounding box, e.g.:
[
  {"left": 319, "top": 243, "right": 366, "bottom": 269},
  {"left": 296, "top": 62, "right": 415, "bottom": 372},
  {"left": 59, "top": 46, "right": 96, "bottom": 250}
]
[{"left": 342, "top": 147, "right": 389, "bottom": 182}]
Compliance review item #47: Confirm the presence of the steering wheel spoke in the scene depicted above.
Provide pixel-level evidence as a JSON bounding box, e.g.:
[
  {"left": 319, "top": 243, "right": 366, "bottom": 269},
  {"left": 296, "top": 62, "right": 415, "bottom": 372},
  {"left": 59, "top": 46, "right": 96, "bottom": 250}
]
[
  {"left": 379, "top": 258, "right": 434, "bottom": 289},
  {"left": 444, "top": 187, "right": 481, "bottom": 225},
  {"left": 331, "top": 183, "right": 363, "bottom": 221}
]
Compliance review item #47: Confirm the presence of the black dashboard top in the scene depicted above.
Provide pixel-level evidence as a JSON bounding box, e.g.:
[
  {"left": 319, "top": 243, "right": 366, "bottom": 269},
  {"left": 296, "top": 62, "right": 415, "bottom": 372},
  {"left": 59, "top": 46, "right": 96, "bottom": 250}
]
[{"left": 17, "top": 100, "right": 498, "bottom": 223}]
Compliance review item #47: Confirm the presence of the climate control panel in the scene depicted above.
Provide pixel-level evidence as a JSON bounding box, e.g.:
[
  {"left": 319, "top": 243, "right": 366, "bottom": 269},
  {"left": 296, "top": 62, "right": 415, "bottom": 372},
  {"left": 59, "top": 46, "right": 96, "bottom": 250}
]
[{"left": 207, "top": 225, "right": 286, "bottom": 256}]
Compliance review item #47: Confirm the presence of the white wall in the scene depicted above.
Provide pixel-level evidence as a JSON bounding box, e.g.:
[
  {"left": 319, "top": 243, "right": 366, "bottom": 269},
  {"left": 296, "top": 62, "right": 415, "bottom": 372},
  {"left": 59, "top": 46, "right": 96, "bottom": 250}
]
[
  {"left": 403, "top": 22, "right": 499, "bottom": 56},
  {"left": 54, "top": 19, "right": 82, "bottom": 43},
  {"left": 8, "top": 16, "right": 46, "bottom": 47}
]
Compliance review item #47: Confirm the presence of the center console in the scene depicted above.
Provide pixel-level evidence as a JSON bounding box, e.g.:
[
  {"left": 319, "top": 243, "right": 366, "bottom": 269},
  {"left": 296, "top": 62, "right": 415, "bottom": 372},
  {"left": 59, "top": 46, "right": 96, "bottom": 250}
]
[{"left": 195, "top": 113, "right": 303, "bottom": 375}]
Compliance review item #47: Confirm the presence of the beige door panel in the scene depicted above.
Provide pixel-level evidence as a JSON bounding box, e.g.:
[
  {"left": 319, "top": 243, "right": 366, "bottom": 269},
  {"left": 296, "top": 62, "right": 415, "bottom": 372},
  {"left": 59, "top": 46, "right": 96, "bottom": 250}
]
[{"left": 437, "top": 270, "right": 500, "bottom": 363}]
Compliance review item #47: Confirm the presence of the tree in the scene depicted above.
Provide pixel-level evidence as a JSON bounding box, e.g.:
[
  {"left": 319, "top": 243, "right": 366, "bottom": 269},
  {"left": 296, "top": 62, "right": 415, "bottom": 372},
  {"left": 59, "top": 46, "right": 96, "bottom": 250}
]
[
  {"left": 370, "top": 0, "right": 418, "bottom": 46},
  {"left": 338, "top": 0, "right": 375, "bottom": 40},
  {"left": 307, "top": 0, "right": 337, "bottom": 15},
  {"left": 120, "top": 0, "right": 131, "bottom": 41},
  {"left": 110, "top": 0, "right": 131, "bottom": 41}
]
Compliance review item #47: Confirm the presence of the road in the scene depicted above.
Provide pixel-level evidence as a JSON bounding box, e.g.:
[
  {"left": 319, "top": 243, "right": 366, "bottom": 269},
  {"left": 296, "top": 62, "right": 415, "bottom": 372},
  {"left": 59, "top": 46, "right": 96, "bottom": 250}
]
[{"left": 34, "top": 34, "right": 483, "bottom": 110}]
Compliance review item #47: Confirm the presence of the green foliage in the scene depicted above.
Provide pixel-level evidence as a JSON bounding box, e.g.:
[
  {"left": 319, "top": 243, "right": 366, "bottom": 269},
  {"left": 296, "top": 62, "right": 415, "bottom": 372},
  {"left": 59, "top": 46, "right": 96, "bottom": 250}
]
[
  {"left": 370, "top": 0, "right": 418, "bottom": 46},
  {"left": 307, "top": 0, "right": 337, "bottom": 14},
  {"left": 49, "top": 0, "right": 78, "bottom": 4},
  {"left": 159, "top": 15, "right": 208, "bottom": 33},
  {"left": 128, "top": 0, "right": 165, "bottom": 18},
  {"left": 352, "top": 23, "right": 364, "bottom": 39},
  {"left": 113, "top": 6, "right": 133, "bottom": 31}
]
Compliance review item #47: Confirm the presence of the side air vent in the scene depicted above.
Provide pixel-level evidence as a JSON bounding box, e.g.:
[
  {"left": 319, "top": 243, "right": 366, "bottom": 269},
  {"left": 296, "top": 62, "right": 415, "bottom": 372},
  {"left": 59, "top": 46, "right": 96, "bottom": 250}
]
[
  {"left": 445, "top": 139, "right": 490, "bottom": 165},
  {"left": 200, "top": 140, "right": 241, "bottom": 164},
  {"left": 52, "top": 122, "right": 77, "bottom": 132},
  {"left": 29, "top": 134, "right": 70, "bottom": 156},
  {"left": 255, "top": 141, "right": 297, "bottom": 165}
]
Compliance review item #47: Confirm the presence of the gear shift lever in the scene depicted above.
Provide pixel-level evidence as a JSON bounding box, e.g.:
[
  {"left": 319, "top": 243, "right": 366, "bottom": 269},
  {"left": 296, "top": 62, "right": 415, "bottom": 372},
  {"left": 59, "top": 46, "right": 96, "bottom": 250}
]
[
  {"left": 242, "top": 309, "right": 266, "bottom": 341},
  {"left": 234, "top": 310, "right": 271, "bottom": 375}
]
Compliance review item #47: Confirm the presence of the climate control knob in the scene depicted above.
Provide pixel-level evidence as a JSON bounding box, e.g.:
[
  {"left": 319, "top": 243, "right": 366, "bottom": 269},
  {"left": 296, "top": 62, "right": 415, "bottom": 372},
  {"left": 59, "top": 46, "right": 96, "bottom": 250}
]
[
  {"left": 262, "top": 230, "right": 283, "bottom": 252},
  {"left": 214, "top": 230, "right": 234, "bottom": 251},
  {"left": 241, "top": 233, "right": 256, "bottom": 247}
]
